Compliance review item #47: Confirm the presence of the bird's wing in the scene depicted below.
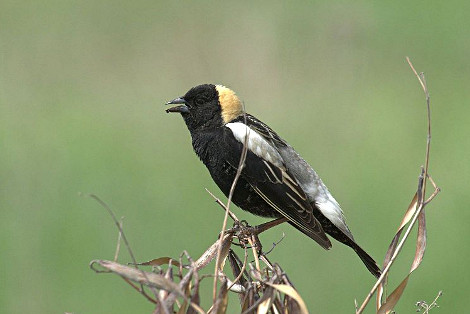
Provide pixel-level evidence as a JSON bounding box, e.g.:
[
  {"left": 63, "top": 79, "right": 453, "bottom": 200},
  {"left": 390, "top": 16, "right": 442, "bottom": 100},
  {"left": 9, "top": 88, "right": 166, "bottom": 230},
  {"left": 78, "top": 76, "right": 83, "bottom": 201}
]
[
  {"left": 225, "top": 120, "right": 332, "bottom": 249},
  {"left": 244, "top": 115, "right": 355, "bottom": 241}
]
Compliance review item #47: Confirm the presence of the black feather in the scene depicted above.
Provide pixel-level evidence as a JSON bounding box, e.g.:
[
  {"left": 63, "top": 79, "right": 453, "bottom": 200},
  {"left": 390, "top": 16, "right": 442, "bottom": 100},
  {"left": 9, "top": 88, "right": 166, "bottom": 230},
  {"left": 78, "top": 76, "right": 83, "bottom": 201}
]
[{"left": 166, "top": 84, "right": 382, "bottom": 278}]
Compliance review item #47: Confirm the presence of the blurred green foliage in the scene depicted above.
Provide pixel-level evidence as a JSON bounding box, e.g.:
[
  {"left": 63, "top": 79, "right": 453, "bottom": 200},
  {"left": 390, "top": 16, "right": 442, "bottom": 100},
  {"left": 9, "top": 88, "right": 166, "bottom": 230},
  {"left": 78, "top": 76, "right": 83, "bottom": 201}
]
[{"left": 1, "top": 0, "right": 469, "bottom": 313}]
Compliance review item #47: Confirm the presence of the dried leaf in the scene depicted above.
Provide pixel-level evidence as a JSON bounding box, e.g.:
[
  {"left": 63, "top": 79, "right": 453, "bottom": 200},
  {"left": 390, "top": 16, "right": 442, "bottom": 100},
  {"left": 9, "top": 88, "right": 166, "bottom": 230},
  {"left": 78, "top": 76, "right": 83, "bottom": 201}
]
[
  {"left": 397, "top": 193, "right": 419, "bottom": 231},
  {"left": 266, "top": 284, "right": 308, "bottom": 314},
  {"left": 91, "top": 260, "right": 183, "bottom": 294},
  {"left": 194, "top": 233, "right": 232, "bottom": 270},
  {"left": 135, "top": 257, "right": 181, "bottom": 268},
  {"left": 377, "top": 274, "right": 411, "bottom": 314},
  {"left": 241, "top": 286, "right": 257, "bottom": 313},
  {"left": 377, "top": 210, "right": 427, "bottom": 313},
  {"left": 186, "top": 277, "right": 200, "bottom": 314},
  {"left": 213, "top": 279, "right": 229, "bottom": 314},
  {"left": 164, "top": 268, "right": 194, "bottom": 310},
  {"left": 384, "top": 193, "right": 419, "bottom": 269},
  {"left": 256, "top": 297, "right": 272, "bottom": 314},
  {"left": 176, "top": 281, "right": 191, "bottom": 314},
  {"left": 159, "top": 266, "right": 174, "bottom": 301},
  {"left": 411, "top": 210, "right": 427, "bottom": 271},
  {"left": 377, "top": 193, "right": 419, "bottom": 310},
  {"left": 217, "top": 238, "right": 232, "bottom": 272},
  {"left": 228, "top": 249, "right": 249, "bottom": 286},
  {"left": 272, "top": 295, "right": 284, "bottom": 314},
  {"left": 242, "top": 287, "right": 275, "bottom": 314}
]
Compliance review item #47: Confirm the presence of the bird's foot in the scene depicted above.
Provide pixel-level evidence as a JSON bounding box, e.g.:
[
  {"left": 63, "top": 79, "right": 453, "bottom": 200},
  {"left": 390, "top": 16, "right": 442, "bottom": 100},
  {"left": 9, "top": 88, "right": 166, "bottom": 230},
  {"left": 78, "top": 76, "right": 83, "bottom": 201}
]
[{"left": 224, "top": 218, "right": 288, "bottom": 254}]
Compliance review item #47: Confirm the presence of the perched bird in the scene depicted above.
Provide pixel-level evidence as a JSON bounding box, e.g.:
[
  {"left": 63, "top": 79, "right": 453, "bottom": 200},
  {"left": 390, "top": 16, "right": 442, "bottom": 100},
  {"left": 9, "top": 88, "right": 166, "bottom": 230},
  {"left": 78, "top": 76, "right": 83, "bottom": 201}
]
[{"left": 165, "top": 84, "right": 381, "bottom": 278}]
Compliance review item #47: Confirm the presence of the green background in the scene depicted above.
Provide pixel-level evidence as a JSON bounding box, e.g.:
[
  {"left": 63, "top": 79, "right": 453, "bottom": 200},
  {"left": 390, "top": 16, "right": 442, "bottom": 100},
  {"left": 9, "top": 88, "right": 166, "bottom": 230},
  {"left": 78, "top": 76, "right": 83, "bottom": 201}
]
[{"left": 1, "top": 1, "right": 468, "bottom": 313}]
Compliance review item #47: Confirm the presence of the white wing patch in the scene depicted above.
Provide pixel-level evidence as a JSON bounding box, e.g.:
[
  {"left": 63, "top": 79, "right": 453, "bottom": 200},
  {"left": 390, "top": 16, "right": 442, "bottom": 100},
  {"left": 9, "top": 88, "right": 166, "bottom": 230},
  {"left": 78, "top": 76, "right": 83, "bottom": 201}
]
[{"left": 226, "top": 122, "right": 284, "bottom": 168}]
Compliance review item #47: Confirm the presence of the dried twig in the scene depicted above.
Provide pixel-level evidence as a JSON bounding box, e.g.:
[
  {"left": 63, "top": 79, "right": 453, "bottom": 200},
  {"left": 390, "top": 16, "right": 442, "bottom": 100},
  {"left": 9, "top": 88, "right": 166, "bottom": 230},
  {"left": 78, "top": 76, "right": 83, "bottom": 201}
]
[
  {"left": 114, "top": 217, "right": 124, "bottom": 262},
  {"left": 416, "top": 290, "right": 443, "bottom": 313},
  {"left": 90, "top": 197, "right": 310, "bottom": 313},
  {"left": 87, "top": 194, "right": 160, "bottom": 304},
  {"left": 205, "top": 188, "right": 240, "bottom": 222},
  {"left": 213, "top": 105, "right": 249, "bottom": 301},
  {"left": 356, "top": 57, "right": 440, "bottom": 313},
  {"left": 227, "top": 246, "right": 248, "bottom": 292}
]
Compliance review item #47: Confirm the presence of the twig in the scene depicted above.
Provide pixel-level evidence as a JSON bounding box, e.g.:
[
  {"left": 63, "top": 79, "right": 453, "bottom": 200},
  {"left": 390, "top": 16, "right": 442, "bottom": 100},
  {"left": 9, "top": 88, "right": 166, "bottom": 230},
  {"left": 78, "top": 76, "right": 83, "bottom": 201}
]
[
  {"left": 259, "top": 255, "right": 274, "bottom": 271},
  {"left": 227, "top": 246, "right": 248, "bottom": 292},
  {"left": 406, "top": 56, "right": 431, "bottom": 206},
  {"left": 356, "top": 196, "right": 422, "bottom": 313},
  {"left": 87, "top": 194, "right": 160, "bottom": 305},
  {"left": 356, "top": 57, "right": 439, "bottom": 313},
  {"left": 248, "top": 236, "right": 261, "bottom": 272},
  {"left": 110, "top": 217, "right": 160, "bottom": 306},
  {"left": 416, "top": 290, "right": 443, "bottom": 313},
  {"left": 205, "top": 188, "right": 240, "bottom": 222},
  {"left": 120, "top": 276, "right": 158, "bottom": 304},
  {"left": 425, "top": 174, "right": 441, "bottom": 204},
  {"left": 263, "top": 232, "right": 286, "bottom": 256},
  {"left": 114, "top": 217, "right": 124, "bottom": 262},
  {"left": 213, "top": 105, "right": 249, "bottom": 301}
]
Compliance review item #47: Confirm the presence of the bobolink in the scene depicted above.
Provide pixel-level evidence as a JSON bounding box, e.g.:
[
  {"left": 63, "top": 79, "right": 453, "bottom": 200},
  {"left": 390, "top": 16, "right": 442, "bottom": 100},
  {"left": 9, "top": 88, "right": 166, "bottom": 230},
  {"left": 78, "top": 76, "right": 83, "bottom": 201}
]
[{"left": 165, "top": 84, "right": 381, "bottom": 278}]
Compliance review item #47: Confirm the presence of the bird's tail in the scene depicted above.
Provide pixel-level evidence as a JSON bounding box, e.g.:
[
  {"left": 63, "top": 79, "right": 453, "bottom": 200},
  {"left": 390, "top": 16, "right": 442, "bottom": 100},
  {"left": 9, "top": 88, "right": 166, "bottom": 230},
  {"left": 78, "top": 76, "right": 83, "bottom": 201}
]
[
  {"left": 351, "top": 242, "right": 382, "bottom": 278},
  {"left": 309, "top": 206, "right": 382, "bottom": 278}
]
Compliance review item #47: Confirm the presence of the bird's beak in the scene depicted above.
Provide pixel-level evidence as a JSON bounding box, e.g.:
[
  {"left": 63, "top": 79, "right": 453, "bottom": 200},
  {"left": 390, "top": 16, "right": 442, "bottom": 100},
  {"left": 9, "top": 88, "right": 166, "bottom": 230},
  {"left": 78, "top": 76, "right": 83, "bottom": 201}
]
[{"left": 165, "top": 97, "right": 189, "bottom": 113}]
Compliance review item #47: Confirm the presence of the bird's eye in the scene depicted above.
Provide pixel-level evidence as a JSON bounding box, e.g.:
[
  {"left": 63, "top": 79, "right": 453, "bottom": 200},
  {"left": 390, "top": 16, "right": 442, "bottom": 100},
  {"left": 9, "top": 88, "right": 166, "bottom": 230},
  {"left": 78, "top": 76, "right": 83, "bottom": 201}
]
[{"left": 195, "top": 98, "right": 205, "bottom": 106}]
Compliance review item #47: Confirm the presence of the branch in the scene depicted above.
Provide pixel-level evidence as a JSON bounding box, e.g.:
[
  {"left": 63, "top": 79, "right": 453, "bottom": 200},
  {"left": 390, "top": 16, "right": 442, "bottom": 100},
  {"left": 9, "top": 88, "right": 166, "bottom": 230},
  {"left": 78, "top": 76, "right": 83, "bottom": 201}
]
[
  {"left": 212, "top": 106, "right": 249, "bottom": 301},
  {"left": 356, "top": 57, "right": 440, "bottom": 313}
]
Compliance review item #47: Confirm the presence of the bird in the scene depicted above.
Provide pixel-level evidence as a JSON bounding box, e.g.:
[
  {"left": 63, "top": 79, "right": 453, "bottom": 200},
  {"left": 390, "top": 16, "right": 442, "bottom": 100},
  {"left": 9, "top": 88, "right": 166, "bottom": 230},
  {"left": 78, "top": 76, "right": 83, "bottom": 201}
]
[{"left": 165, "top": 84, "right": 381, "bottom": 278}]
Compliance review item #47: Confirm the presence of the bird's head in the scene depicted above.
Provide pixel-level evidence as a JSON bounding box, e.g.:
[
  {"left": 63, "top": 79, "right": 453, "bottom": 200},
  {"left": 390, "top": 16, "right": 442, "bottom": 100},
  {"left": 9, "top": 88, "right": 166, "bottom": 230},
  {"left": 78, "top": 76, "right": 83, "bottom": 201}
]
[{"left": 166, "top": 84, "right": 243, "bottom": 132}]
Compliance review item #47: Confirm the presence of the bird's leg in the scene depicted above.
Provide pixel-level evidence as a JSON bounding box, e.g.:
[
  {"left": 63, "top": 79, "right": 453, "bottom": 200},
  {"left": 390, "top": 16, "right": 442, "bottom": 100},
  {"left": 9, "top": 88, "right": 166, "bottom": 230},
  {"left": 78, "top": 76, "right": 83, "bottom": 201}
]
[
  {"left": 235, "top": 217, "right": 288, "bottom": 253},
  {"left": 252, "top": 217, "right": 288, "bottom": 235},
  {"left": 224, "top": 219, "right": 248, "bottom": 235}
]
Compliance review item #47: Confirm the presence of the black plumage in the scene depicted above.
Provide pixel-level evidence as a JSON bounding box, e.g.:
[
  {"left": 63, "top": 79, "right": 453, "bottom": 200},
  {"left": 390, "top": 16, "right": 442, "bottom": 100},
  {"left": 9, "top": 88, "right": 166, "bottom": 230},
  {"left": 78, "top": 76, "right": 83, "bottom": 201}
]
[{"left": 165, "top": 84, "right": 381, "bottom": 278}]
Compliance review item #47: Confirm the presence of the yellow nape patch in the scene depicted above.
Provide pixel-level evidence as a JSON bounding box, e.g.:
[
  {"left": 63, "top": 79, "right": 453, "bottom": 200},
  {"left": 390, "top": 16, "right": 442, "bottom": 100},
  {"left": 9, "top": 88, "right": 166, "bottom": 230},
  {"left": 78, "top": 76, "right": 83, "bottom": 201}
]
[{"left": 216, "top": 85, "right": 243, "bottom": 123}]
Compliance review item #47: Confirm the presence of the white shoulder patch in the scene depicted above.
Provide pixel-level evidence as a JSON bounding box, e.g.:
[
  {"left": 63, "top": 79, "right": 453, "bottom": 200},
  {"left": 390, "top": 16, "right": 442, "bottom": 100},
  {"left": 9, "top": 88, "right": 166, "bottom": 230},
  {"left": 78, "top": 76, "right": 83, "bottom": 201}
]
[{"left": 226, "top": 122, "right": 284, "bottom": 168}]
